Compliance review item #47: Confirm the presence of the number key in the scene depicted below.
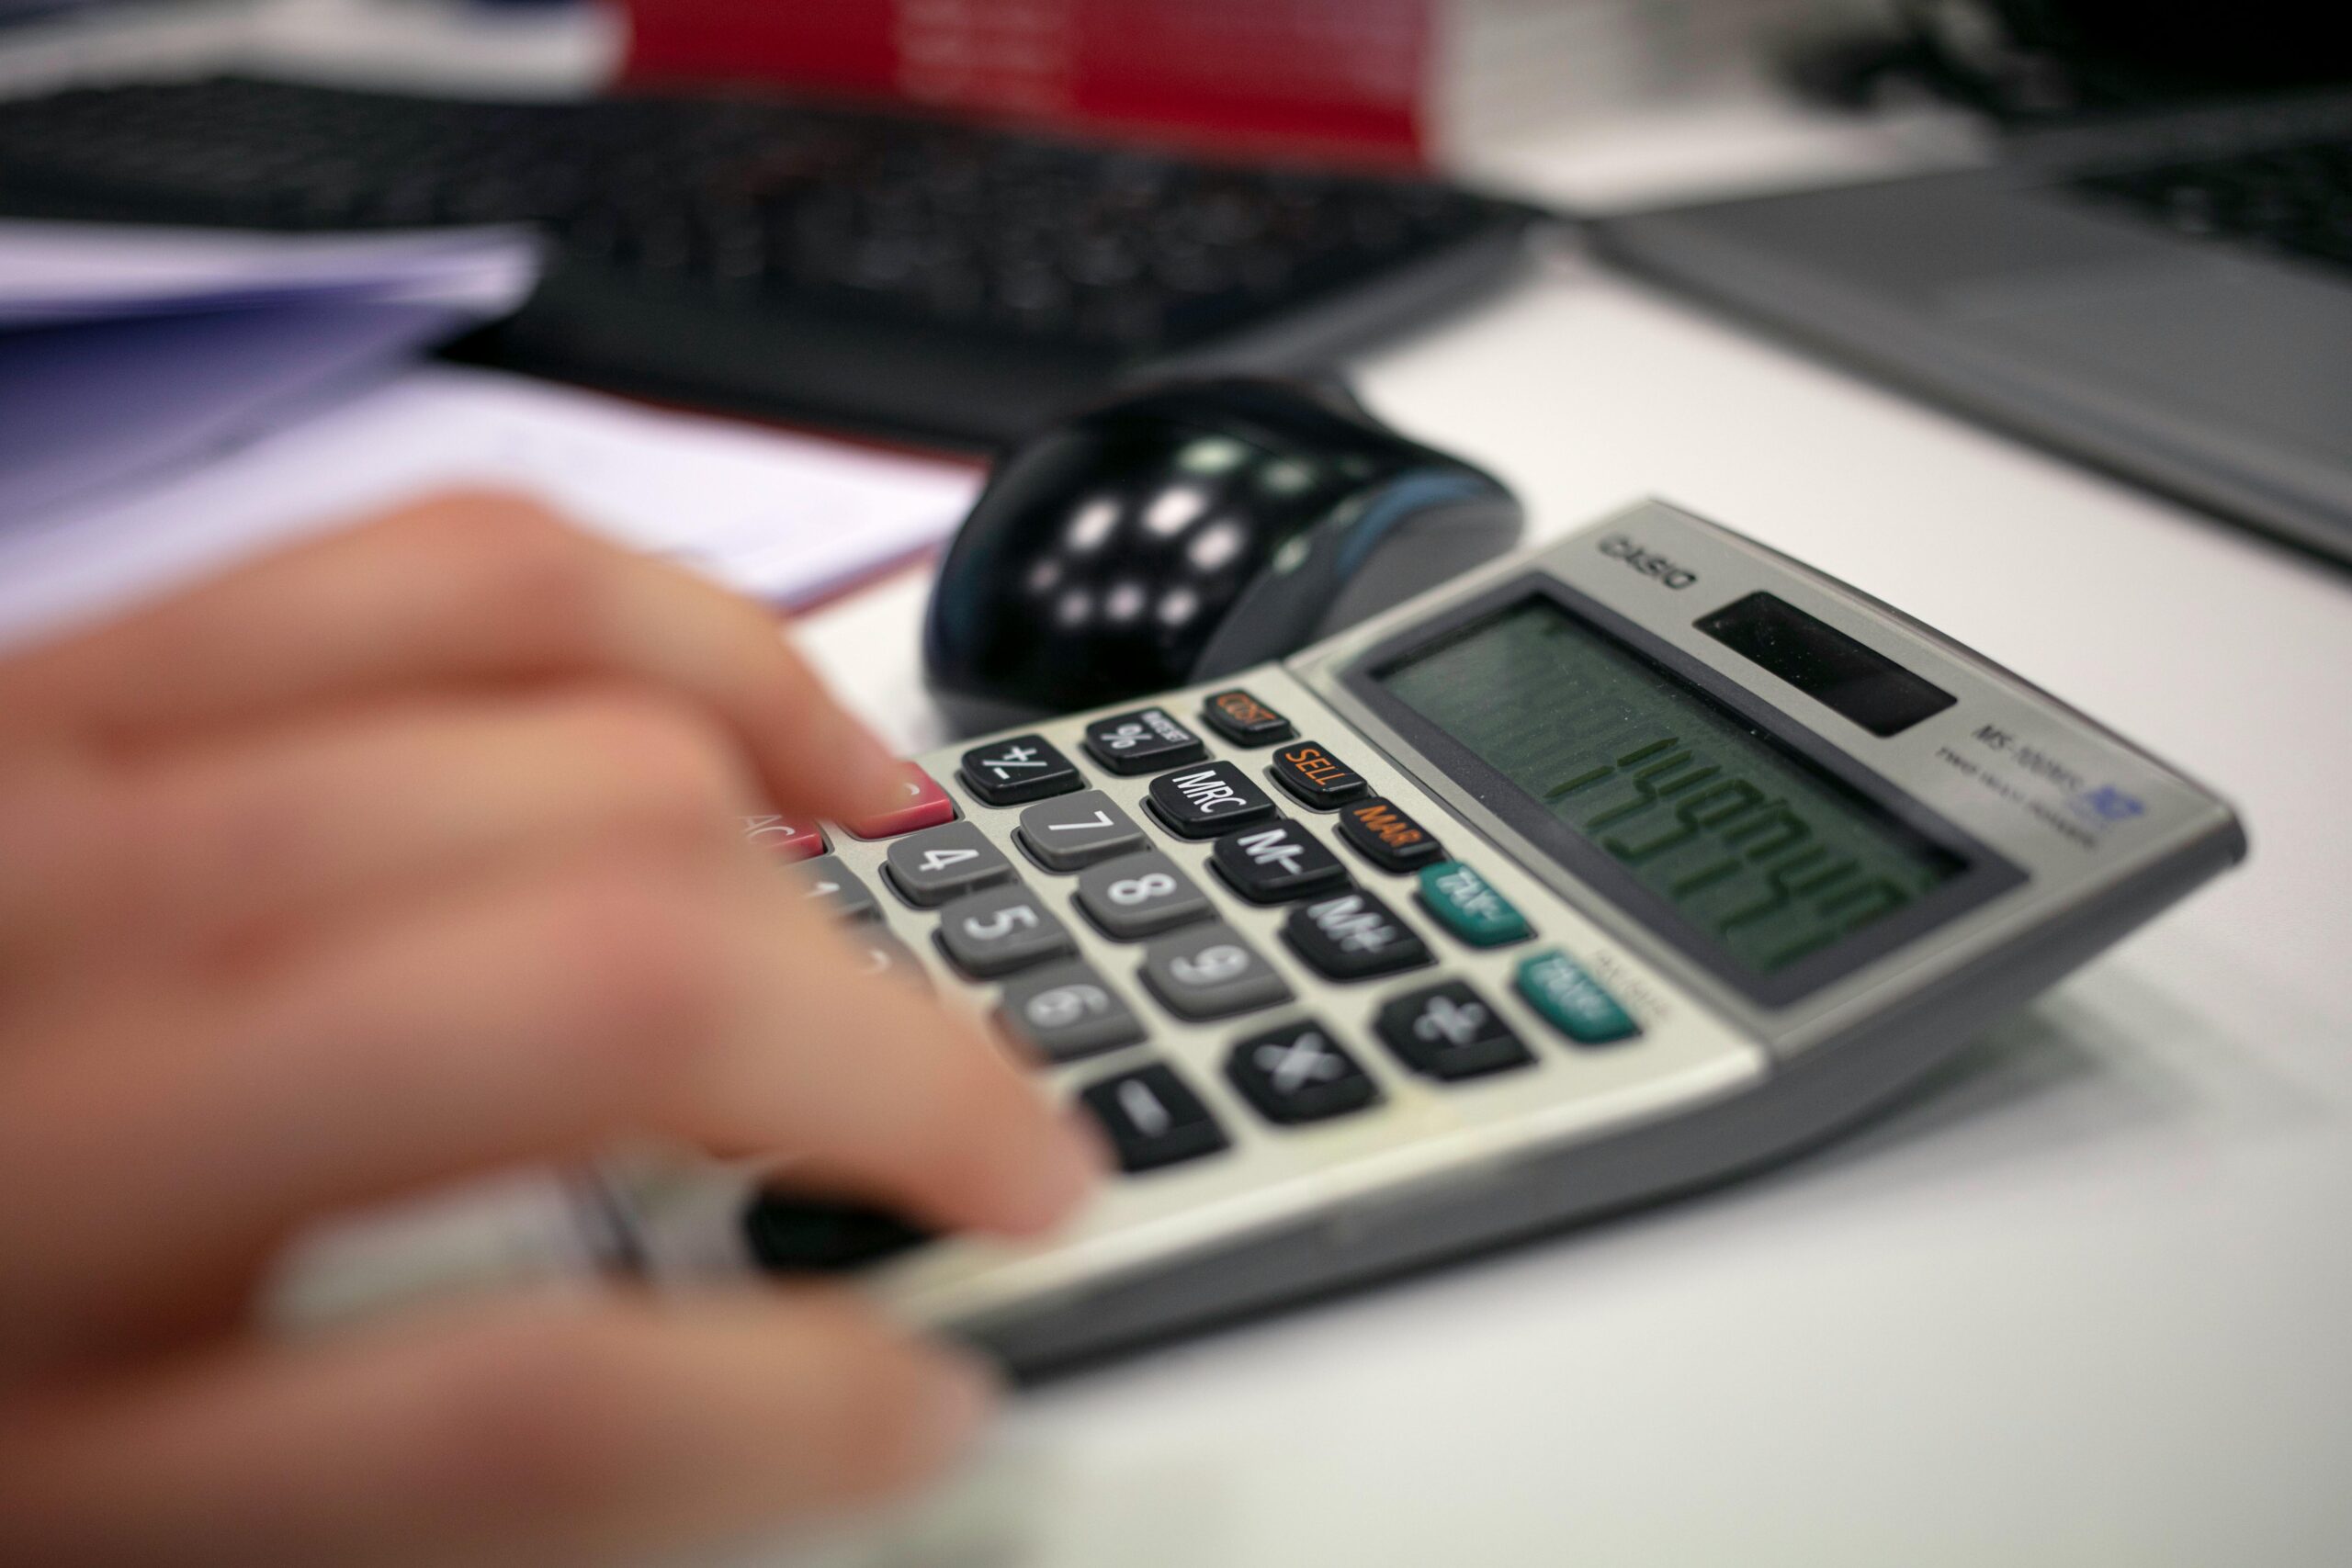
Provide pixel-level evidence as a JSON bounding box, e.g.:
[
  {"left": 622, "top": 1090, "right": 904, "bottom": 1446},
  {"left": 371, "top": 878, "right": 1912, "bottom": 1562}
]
[
  {"left": 1075, "top": 852, "right": 1213, "bottom": 939},
  {"left": 882, "top": 821, "right": 1015, "bottom": 908},
  {"left": 934, "top": 884, "right": 1075, "bottom": 978},
  {"left": 999, "top": 961, "right": 1147, "bottom": 1064},
  {"left": 957, "top": 734, "right": 1082, "bottom": 807},
  {"left": 791, "top": 854, "right": 879, "bottom": 922},
  {"left": 1139, "top": 924, "right": 1292, "bottom": 1021},
  {"left": 1015, "top": 790, "right": 1147, "bottom": 872}
]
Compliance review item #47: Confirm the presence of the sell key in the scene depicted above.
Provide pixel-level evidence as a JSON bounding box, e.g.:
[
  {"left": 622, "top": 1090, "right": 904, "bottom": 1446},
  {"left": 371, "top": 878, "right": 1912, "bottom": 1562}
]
[{"left": 1268, "top": 740, "right": 1369, "bottom": 809}]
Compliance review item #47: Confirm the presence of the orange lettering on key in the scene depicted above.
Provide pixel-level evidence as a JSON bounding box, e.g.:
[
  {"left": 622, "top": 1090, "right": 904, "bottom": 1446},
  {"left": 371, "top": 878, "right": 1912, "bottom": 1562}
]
[
  {"left": 1285, "top": 746, "right": 1344, "bottom": 784},
  {"left": 1354, "top": 804, "right": 1423, "bottom": 848},
  {"left": 1218, "top": 693, "right": 1272, "bottom": 724}
]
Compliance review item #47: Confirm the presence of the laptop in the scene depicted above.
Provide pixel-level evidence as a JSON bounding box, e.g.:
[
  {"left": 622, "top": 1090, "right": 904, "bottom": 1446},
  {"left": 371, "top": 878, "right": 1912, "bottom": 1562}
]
[{"left": 1589, "top": 87, "right": 2352, "bottom": 565}]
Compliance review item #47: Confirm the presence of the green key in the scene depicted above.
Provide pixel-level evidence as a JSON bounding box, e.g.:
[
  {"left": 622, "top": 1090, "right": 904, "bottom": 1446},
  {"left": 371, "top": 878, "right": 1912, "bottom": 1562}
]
[
  {"left": 1416, "top": 861, "right": 1532, "bottom": 947},
  {"left": 1515, "top": 950, "right": 1641, "bottom": 1045}
]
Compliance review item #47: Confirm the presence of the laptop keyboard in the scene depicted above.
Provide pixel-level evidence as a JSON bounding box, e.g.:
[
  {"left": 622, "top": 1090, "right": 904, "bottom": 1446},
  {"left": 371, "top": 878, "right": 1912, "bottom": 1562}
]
[{"left": 2071, "top": 134, "right": 2352, "bottom": 273}]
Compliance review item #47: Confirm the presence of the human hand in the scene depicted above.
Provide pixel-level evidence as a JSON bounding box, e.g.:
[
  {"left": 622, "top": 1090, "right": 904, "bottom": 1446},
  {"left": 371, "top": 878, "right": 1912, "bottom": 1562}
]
[{"left": 0, "top": 492, "right": 1098, "bottom": 1566}]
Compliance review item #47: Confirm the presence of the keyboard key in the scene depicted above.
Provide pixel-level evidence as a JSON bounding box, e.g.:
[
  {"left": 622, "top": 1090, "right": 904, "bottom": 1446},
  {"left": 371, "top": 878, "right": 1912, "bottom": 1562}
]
[
  {"left": 1282, "top": 888, "right": 1431, "bottom": 981},
  {"left": 1208, "top": 817, "right": 1350, "bottom": 904},
  {"left": 1375, "top": 980, "right": 1533, "bottom": 1080},
  {"left": 1201, "top": 688, "right": 1296, "bottom": 747},
  {"left": 846, "top": 928, "right": 932, "bottom": 992},
  {"left": 741, "top": 813, "right": 824, "bottom": 862},
  {"left": 1083, "top": 706, "right": 1206, "bottom": 775},
  {"left": 1336, "top": 797, "right": 1446, "bottom": 872},
  {"left": 883, "top": 821, "right": 1015, "bottom": 907},
  {"left": 1226, "top": 1018, "right": 1380, "bottom": 1124},
  {"left": 841, "top": 763, "right": 956, "bottom": 839},
  {"left": 934, "top": 883, "right": 1076, "bottom": 978},
  {"left": 1267, "top": 740, "right": 1370, "bottom": 809},
  {"left": 1516, "top": 951, "right": 1641, "bottom": 1045},
  {"left": 792, "top": 854, "right": 879, "bottom": 922},
  {"left": 999, "top": 961, "right": 1147, "bottom": 1064},
  {"left": 1014, "top": 789, "right": 1147, "bottom": 872},
  {"left": 957, "top": 734, "right": 1082, "bottom": 807},
  {"left": 1146, "top": 760, "right": 1278, "bottom": 839},
  {"left": 1417, "top": 860, "right": 1532, "bottom": 946},
  {"left": 1076, "top": 851, "right": 1215, "bottom": 939},
  {"left": 742, "top": 1193, "right": 932, "bottom": 1273},
  {"left": 1139, "top": 923, "right": 1292, "bottom": 1021},
  {"left": 1079, "top": 1062, "right": 1229, "bottom": 1172}
]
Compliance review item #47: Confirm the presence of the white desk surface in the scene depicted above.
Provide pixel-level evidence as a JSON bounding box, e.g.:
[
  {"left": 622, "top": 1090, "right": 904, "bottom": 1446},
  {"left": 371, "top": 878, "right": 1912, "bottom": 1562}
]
[{"left": 779, "top": 249, "right": 2352, "bottom": 1568}]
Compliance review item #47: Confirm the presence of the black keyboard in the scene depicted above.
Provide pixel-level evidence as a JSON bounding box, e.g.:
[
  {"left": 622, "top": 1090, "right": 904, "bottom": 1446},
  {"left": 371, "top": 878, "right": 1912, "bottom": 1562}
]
[
  {"left": 2071, "top": 134, "right": 2352, "bottom": 274},
  {"left": 0, "top": 76, "right": 1532, "bottom": 447}
]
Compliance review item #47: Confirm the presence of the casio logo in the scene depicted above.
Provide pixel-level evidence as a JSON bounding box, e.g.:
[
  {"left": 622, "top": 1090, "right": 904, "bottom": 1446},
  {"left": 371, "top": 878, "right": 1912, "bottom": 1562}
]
[{"left": 1598, "top": 534, "right": 1698, "bottom": 590}]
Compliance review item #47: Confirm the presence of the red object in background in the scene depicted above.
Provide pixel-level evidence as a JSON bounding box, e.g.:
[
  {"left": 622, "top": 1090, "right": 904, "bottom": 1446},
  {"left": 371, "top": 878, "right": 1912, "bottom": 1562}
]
[{"left": 621, "top": 0, "right": 1431, "bottom": 166}]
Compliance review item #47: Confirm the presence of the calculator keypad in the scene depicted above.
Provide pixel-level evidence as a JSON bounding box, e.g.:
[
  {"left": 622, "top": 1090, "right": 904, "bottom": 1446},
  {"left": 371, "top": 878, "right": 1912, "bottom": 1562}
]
[
  {"left": 1083, "top": 707, "right": 1207, "bottom": 775},
  {"left": 797, "top": 664, "right": 1736, "bottom": 1287},
  {"left": 1079, "top": 1062, "right": 1229, "bottom": 1172},
  {"left": 1145, "top": 761, "right": 1279, "bottom": 839},
  {"left": 1336, "top": 797, "right": 1446, "bottom": 872},
  {"left": 883, "top": 822, "right": 1016, "bottom": 907},
  {"left": 1282, "top": 888, "right": 1433, "bottom": 981},
  {"left": 957, "top": 735, "right": 1082, "bottom": 807},
  {"left": 1076, "top": 852, "right": 1215, "bottom": 939},
  {"left": 1200, "top": 689, "right": 1295, "bottom": 747},
  {"left": 1418, "top": 861, "right": 1532, "bottom": 947},
  {"left": 1014, "top": 790, "right": 1148, "bottom": 872},
  {"left": 847, "top": 928, "right": 932, "bottom": 993},
  {"left": 933, "top": 884, "right": 1077, "bottom": 978},
  {"left": 743, "top": 814, "right": 825, "bottom": 862},
  {"left": 1375, "top": 980, "right": 1533, "bottom": 1080},
  {"left": 793, "top": 854, "right": 879, "bottom": 923},
  {"left": 1207, "top": 817, "right": 1350, "bottom": 905},
  {"left": 1139, "top": 923, "right": 1293, "bottom": 1020},
  {"left": 999, "top": 961, "right": 1147, "bottom": 1063},
  {"left": 1516, "top": 951, "right": 1641, "bottom": 1045},
  {"left": 1267, "top": 740, "right": 1370, "bottom": 810},
  {"left": 1226, "top": 1018, "right": 1380, "bottom": 1123},
  {"left": 841, "top": 763, "right": 956, "bottom": 840}
]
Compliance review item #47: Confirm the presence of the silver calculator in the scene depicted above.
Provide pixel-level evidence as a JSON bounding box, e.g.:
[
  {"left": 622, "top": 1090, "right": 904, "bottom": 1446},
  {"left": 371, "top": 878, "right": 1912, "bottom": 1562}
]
[{"left": 278, "top": 501, "right": 2245, "bottom": 1374}]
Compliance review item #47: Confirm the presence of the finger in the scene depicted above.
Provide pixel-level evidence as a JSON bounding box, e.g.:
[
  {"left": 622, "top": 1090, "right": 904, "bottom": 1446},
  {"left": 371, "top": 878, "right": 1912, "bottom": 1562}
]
[
  {"left": 0, "top": 850, "right": 1096, "bottom": 1363},
  {"left": 0, "top": 1291, "right": 995, "bottom": 1568},
  {"left": 0, "top": 491, "right": 909, "bottom": 823},
  {"left": 1, "top": 687, "right": 768, "bottom": 982}
]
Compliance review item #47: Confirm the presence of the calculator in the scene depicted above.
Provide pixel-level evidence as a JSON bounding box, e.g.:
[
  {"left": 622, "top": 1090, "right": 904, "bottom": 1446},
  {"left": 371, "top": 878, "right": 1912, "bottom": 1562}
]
[{"left": 277, "top": 501, "right": 2245, "bottom": 1374}]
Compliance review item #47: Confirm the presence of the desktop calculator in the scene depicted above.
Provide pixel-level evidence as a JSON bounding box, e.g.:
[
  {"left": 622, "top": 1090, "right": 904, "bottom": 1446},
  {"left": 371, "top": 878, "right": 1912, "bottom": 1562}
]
[{"left": 277, "top": 501, "right": 2244, "bottom": 1375}]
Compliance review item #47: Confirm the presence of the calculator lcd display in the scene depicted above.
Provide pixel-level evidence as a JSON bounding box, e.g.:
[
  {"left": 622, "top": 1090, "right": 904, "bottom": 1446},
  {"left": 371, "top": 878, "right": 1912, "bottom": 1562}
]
[{"left": 1374, "top": 598, "right": 1970, "bottom": 977}]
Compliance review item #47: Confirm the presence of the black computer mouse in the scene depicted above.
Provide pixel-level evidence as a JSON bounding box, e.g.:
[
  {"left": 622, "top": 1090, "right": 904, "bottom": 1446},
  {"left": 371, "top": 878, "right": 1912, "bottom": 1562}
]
[{"left": 922, "top": 376, "right": 1523, "bottom": 732}]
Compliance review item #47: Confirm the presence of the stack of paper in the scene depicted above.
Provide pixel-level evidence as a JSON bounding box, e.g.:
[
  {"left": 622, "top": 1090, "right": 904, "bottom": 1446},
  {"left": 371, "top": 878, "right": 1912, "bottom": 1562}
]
[
  {"left": 0, "top": 220, "right": 540, "bottom": 522},
  {"left": 0, "top": 221, "right": 984, "bottom": 649}
]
